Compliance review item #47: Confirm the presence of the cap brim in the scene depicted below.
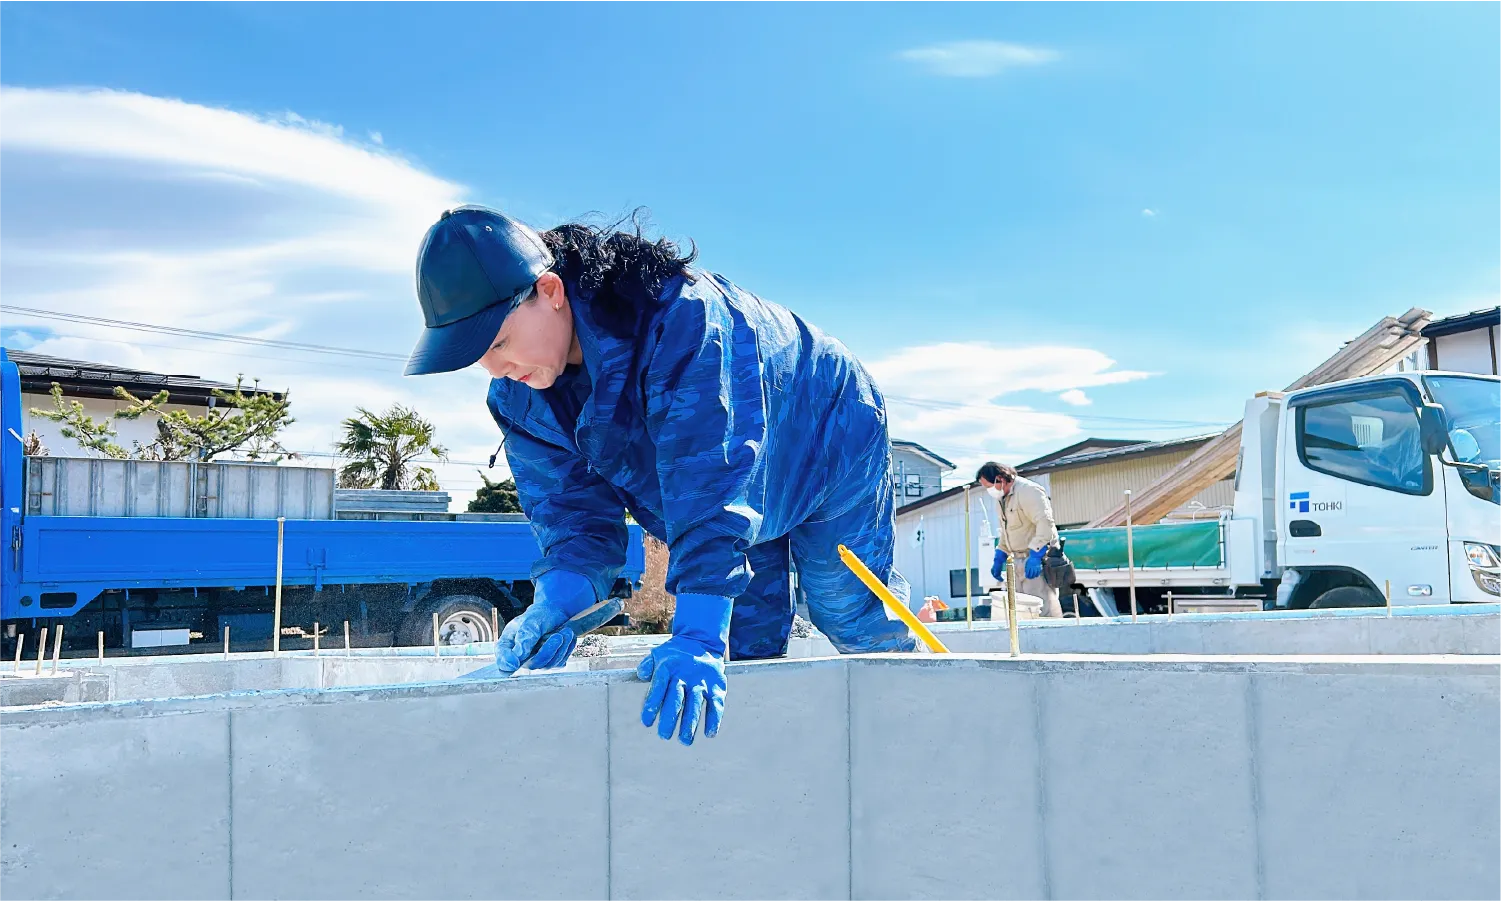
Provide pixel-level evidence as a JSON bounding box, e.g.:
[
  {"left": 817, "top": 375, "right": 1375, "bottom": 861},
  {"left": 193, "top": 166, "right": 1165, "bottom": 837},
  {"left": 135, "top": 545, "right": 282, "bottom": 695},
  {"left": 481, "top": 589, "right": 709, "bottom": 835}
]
[{"left": 404, "top": 298, "right": 516, "bottom": 376}]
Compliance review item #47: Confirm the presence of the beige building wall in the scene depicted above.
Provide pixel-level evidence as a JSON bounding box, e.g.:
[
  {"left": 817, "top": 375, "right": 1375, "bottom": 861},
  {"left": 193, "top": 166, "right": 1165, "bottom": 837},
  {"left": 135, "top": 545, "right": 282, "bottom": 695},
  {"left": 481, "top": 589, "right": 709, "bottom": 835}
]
[{"left": 1047, "top": 448, "right": 1233, "bottom": 528}]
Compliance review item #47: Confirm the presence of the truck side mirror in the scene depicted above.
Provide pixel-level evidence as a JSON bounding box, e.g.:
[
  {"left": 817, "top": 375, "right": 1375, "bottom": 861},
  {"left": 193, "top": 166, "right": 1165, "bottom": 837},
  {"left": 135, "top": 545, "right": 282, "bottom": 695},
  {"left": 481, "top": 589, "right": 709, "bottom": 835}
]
[{"left": 1418, "top": 403, "right": 1449, "bottom": 457}]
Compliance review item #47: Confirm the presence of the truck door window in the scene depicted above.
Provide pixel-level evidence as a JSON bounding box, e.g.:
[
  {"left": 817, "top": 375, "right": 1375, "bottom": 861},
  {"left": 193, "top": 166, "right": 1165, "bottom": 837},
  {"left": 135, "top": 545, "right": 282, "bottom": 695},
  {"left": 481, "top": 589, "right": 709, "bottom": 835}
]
[{"left": 1298, "top": 391, "right": 1431, "bottom": 495}]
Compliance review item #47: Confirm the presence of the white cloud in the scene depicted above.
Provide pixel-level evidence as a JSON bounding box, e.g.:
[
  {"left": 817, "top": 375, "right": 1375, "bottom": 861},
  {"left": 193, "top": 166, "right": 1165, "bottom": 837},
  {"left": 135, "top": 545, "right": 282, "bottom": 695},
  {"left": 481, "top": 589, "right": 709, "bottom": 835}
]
[
  {"left": 0, "top": 87, "right": 515, "bottom": 505},
  {"left": 1058, "top": 389, "right": 1091, "bottom": 406},
  {"left": 866, "top": 342, "right": 1151, "bottom": 481},
  {"left": 897, "top": 40, "right": 1059, "bottom": 78},
  {"left": 1141, "top": 208, "right": 1157, "bottom": 218}
]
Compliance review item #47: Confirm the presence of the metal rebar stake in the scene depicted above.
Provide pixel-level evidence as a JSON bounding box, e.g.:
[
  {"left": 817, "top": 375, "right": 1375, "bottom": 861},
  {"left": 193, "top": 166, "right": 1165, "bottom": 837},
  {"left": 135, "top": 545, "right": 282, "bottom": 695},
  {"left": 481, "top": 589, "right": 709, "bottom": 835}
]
[
  {"left": 1125, "top": 490, "right": 1138, "bottom": 622},
  {"left": 273, "top": 517, "right": 286, "bottom": 655},
  {"left": 1004, "top": 558, "right": 1020, "bottom": 657},
  {"left": 964, "top": 486, "right": 973, "bottom": 630}
]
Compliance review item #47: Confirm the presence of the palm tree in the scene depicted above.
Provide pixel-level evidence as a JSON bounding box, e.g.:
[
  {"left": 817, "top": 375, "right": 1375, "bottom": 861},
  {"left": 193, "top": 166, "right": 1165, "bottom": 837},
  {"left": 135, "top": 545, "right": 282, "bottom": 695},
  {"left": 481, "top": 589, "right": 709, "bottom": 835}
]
[{"left": 335, "top": 405, "right": 448, "bottom": 491}]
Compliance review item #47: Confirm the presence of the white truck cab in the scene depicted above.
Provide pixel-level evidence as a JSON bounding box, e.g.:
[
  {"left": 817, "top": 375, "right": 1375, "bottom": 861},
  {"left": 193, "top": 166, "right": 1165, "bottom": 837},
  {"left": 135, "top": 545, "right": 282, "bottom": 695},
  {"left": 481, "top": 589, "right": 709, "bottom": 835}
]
[
  {"left": 1270, "top": 371, "right": 1499, "bottom": 607},
  {"left": 1070, "top": 371, "right": 1499, "bottom": 611}
]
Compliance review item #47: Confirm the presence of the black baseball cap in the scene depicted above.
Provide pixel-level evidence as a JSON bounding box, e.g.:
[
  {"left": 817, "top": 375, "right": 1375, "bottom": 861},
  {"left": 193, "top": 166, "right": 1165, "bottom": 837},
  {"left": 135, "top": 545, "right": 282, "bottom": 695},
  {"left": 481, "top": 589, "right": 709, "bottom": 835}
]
[{"left": 404, "top": 206, "right": 554, "bottom": 376}]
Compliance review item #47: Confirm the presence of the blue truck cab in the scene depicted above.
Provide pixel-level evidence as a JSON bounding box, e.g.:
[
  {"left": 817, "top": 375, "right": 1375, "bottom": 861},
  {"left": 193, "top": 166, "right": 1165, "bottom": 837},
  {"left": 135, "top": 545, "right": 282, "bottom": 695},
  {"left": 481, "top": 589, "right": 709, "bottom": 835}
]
[{"left": 1, "top": 348, "right": 644, "bottom": 655}]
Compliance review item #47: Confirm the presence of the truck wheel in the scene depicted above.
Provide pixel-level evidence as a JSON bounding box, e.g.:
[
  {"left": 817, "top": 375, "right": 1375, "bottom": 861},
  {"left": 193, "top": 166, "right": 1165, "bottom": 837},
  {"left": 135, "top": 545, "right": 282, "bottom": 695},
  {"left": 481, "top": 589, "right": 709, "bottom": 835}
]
[
  {"left": 397, "top": 595, "right": 500, "bottom": 646},
  {"left": 1309, "top": 585, "right": 1385, "bottom": 609}
]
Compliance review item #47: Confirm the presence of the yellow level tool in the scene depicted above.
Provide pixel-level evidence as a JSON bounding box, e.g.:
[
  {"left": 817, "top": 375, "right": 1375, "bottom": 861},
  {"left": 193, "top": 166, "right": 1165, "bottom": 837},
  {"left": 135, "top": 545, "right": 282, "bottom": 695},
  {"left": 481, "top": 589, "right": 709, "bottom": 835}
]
[{"left": 837, "top": 544, "right": 949, "bottom": 654}]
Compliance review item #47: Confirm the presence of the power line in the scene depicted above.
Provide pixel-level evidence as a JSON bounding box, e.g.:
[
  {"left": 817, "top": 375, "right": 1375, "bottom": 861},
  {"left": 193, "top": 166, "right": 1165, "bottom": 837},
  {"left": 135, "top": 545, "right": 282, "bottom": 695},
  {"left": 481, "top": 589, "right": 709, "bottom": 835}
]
[
  {"left": 6, "top": 304, "right": 1230, "bottom": 429},
  {"left": 1, "top": 305, "right": 409, "bottom": 363},
  {"left": 290, "top": 449, "right": 503, "bottom": 470},
  {"left": 881, "top": 392, "right": 1230, "bottom": 428},
  {"left": 1, "top": 327, "right": 402, "bottom": 377}
]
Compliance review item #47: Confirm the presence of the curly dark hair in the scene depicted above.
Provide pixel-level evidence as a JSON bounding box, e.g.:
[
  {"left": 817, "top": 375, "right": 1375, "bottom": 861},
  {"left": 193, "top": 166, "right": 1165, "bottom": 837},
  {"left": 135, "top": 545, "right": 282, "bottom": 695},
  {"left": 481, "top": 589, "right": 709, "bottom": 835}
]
[{"left": 541, "top": 210, "right": 697, "bottom": 338}]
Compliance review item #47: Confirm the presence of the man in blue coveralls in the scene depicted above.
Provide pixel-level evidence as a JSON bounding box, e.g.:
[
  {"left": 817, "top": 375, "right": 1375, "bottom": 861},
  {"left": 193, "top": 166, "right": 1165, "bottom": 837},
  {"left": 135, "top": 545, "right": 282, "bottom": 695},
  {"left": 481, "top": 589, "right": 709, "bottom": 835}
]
[{"left": 405, "top": 207, "right": 916, "bottom": 745}]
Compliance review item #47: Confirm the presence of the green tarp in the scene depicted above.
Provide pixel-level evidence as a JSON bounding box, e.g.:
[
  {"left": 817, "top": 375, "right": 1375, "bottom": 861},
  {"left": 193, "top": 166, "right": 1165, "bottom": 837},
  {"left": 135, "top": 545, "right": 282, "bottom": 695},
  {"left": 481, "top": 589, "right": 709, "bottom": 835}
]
[{"left": 1062, "top": 520, "right": 1223, "bottom": 570}]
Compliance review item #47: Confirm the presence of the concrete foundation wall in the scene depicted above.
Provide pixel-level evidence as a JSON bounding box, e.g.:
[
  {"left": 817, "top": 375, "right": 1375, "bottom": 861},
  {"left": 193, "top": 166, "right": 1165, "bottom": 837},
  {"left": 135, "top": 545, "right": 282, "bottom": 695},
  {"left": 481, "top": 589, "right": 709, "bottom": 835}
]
[
  {"left": 6, "top": 608, "right": 1493, "bottom": 707},
  {"left": 8, "top": 606, "right": 1501, "bottom": 711},
  {"left": 3, "top": 655, "right": 1496, "bottom": 900},
  {"left": 800, "top": 608, "right": 1501, "bottom": 659}
]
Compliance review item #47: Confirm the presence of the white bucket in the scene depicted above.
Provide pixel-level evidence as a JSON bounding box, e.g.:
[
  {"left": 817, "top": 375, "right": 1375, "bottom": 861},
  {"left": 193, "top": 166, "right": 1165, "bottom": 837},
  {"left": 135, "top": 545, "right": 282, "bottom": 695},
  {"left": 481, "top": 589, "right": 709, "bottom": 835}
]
[{"left": 987, "top": 589, "right": 1043, "bottom": 624}]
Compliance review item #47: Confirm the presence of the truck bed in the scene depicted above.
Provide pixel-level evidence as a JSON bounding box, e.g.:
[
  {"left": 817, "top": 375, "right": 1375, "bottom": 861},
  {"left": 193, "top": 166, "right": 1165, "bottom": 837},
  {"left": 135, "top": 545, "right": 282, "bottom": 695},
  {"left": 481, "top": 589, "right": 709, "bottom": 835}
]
[
  {"left": 6, "top": 515, "right": 647, "bottom": 619},
  {"left": 1063, "top": 517, "right": 1261, "bottom": 591},
  {"left": 1065, "top": 520, "right": 1225, "bottom": 570}
]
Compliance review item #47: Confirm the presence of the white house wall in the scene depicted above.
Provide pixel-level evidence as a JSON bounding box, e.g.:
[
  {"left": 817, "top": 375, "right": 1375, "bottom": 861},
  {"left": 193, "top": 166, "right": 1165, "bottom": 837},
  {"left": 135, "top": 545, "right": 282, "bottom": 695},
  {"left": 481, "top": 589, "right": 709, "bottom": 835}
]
[
  {"left": 21, "top": 392, "right": 208, "bottom": 457},
  {"left": 1431, "top": 327, "right": 1499, "bottom": 376},
  {"left": 894, "top": 489, "right": 1000, "bottom": 605}
]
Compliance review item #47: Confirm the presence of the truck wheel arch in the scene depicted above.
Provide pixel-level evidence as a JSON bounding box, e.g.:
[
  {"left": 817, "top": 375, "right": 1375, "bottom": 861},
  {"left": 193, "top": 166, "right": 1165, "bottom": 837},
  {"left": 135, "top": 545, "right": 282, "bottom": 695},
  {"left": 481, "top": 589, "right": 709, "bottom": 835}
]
[{"left": 1286, "top": 567, "right": 1382, "bottom": 609}]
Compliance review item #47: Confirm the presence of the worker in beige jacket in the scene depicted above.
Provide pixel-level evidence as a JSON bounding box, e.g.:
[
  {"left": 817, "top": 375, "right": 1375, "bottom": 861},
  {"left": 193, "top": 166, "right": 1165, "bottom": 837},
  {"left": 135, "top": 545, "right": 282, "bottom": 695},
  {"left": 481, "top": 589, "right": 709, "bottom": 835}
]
[{"left": 978, "top": 462, "right": 1062, "bottom": 617}]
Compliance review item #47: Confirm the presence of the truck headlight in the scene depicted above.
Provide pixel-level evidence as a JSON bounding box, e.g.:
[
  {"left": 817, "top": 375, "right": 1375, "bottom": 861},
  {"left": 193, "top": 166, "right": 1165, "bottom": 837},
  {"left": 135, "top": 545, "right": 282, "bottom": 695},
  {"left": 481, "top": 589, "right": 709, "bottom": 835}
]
[{"left": 1463, "top": 542, "right": 1501, "bottom": 569}]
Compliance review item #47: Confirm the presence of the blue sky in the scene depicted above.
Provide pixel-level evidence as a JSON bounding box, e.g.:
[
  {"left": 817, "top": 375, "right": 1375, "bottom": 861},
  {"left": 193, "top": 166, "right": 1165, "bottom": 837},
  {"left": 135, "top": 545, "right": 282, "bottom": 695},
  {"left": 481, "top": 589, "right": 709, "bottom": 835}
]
[{"left": 2, "top": 2, "right": 1497, "bottom": 496}]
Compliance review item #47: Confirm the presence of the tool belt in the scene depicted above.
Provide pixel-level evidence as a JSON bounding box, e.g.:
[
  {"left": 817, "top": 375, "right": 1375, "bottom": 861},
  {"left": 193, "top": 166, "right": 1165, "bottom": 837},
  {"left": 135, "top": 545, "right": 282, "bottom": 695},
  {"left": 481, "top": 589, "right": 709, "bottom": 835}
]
[{"left": 1043, "top": 540, "right": 1076, "bottom": 590}]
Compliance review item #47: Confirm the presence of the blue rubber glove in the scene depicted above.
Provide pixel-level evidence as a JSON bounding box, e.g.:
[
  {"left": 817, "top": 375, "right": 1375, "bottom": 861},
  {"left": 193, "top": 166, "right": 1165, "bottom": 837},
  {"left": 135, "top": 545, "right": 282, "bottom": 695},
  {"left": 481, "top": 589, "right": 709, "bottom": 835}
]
[
  {"left": 990, "top": 547, "right": 1009, "bottom": 582},
  {"left": 1025, "top": 547, "right": 1046, "bottom": 581},
  {"left": 637, "top": 593, "right": 732, "bottom": 746},
  {"left": 495, "top": 569, "right": 596, "bottom": 675}
]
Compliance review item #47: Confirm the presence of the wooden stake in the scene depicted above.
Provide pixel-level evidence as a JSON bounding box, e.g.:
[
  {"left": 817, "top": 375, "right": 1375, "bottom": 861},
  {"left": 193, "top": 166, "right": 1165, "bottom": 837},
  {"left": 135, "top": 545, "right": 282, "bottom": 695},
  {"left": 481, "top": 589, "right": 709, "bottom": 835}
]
[
  {"left": 224, "top": 625, "right": 231, "bottom": 660},
  {"left": 50, "top": 624, "right": 64, "bottom": 674},
  {"left": 98, "top": 630, "right": 105, "bottom": 663},
  {"left": 433, "top": 612, "right": 441, "bottom": 658},
  {"left": 490, "top": 607, "right": 499, "bottom": 642},
  {"left": 34, "top": 627, "right": 47, "bottom": 676},
  {"left": 344, "top": 620, "right": 351, "bottom": 657},
  {"left": 1385, "top": 580, "right": 1392, "bottom": 618},
  {"left": 313, "top": 622, "right": 320, "bottom": 655},
  {"left": 14, "top": 633, "right": 24, "bottom": 673}
]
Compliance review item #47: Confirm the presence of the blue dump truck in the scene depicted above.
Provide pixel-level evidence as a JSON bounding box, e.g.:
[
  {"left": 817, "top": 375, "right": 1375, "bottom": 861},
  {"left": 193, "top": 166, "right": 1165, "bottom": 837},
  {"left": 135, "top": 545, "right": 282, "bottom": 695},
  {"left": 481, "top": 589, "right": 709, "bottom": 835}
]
[{"left": 0, "top": 348, "right": 645, "bottom": 656}]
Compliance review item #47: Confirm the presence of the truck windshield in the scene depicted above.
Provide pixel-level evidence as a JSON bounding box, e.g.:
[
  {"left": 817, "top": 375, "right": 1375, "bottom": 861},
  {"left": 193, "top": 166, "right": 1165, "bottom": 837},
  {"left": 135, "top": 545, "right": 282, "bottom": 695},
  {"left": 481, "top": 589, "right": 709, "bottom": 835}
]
[{"left": 1426, "top": 376, "right": 1501, "bottom": 469}]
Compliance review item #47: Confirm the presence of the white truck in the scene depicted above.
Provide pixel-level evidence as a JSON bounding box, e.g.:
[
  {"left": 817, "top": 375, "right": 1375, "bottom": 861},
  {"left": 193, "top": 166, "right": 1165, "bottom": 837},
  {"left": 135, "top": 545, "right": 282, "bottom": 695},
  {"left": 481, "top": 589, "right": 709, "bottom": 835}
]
[{"left": 1061, "top": 371, "right": 1500, "bottom": 614}]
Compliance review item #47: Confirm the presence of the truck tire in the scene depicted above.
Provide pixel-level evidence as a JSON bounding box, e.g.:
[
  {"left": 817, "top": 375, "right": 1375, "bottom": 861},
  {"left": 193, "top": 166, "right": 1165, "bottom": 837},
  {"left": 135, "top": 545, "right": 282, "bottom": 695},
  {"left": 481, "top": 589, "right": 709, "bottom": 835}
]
[
  {"left": 1309, "top": 585, "right": 1385, "bottom": 609},
  {"left": 397, "top": 595, "right": 500, "bottom": 647}
]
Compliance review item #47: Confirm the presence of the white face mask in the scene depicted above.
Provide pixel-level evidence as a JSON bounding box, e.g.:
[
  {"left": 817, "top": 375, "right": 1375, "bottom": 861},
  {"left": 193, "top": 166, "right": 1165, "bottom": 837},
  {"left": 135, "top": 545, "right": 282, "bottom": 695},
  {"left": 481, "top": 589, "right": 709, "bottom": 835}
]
[{"left": 986, "top": 486, "right": 1005, "bottom": 501}]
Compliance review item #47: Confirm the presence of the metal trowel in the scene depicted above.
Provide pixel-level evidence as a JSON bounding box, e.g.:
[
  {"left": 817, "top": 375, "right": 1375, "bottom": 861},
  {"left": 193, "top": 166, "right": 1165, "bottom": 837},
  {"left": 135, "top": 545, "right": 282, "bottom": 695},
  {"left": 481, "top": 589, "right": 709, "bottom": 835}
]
[{"left": 458, "top": 596, "right": 624, "bottom": 680}]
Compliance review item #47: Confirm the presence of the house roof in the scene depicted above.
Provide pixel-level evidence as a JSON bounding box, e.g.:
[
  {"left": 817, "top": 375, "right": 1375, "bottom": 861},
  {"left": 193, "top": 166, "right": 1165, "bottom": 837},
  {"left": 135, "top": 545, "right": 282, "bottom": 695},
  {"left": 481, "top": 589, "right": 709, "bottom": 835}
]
[
  {"left": 890, "top": 439, "right": 955, "bottom": 471},
  {"left": 895, "top": 432, "right": 1227, "bottom": 518},
  {"left": 1016, "top": 438, "right": 1142, "bottom": 471},
  {"left": 1018, "top": 433, "right": 1222, "bottom": 475},
  {"left": 1422, "top": 307, "right": 1499, "bottom": 339},
  {"left": 6, "top": 349, "right": 281, "bottom": 405},
  {"left": 893, "top": 481, "right": 971, "bottom": 517}
]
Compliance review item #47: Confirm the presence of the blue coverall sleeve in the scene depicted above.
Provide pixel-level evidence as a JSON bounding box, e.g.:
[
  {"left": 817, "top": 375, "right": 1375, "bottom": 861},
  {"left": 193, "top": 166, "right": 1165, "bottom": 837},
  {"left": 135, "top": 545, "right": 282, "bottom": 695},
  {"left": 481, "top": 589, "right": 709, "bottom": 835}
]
[
  {"left": 502, "top": 425, "right": 629, "bottom": 603},
  {"left": 644, "top": 298, "right": 767, "bottom": 601}
]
